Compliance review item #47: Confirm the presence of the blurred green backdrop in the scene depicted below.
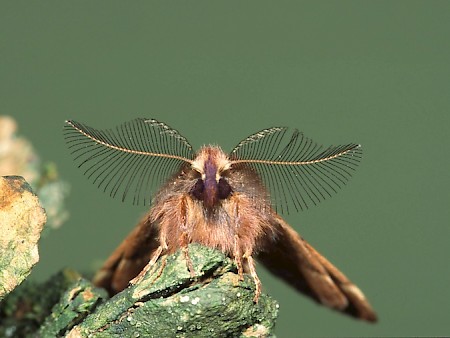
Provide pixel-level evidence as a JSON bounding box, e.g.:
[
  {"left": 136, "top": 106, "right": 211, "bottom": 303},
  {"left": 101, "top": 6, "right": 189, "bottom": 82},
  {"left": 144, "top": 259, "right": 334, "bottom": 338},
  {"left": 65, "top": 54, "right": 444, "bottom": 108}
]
[{"left": 2, "top": 1, "right": 449, "bottom": 336}]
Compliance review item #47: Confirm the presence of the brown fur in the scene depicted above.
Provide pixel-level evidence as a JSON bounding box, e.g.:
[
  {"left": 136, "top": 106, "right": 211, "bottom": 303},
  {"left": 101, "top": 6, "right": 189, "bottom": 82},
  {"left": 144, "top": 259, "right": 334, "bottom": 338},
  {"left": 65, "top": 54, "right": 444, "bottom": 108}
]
[{"left": 93, "top": 146, "right": 377, "bottom": 322}]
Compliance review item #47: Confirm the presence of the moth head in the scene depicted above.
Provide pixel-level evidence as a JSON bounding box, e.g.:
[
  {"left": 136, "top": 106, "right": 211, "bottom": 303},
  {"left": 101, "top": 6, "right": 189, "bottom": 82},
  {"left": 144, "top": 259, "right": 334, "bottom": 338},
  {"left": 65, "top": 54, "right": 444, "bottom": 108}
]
[{"left": 190, "top": 146, "right": 233, "bottom": 209}]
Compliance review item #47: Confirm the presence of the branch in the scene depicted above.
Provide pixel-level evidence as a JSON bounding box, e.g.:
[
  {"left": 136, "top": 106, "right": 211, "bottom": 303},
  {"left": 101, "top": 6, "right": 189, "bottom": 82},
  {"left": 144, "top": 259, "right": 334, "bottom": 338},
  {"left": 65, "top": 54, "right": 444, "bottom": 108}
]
[
  {"left": 0, "top": 176, "right": 46, "bottom": 301},
  {"left": 69, "top": 244, "right": 279, "bottom": 337}
]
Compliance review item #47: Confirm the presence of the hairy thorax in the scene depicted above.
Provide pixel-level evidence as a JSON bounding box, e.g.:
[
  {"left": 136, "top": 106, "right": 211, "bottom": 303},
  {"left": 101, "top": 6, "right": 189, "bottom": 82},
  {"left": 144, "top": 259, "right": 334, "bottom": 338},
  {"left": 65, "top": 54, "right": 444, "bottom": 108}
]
[
  {"left": 151, "top": 190, "right": 274, "bottom": 258},
  {"left": 149, "top": 145, "right": 275, "bottom": 259}
]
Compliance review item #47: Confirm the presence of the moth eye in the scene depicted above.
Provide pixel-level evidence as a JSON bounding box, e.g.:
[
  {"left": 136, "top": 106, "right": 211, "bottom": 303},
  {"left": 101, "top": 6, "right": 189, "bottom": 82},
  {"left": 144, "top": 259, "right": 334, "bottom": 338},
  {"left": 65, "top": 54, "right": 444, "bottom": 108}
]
[
  {"left": 217, "top": 178, "right": 232, "bottom": 200},
  {"left": 190, "top": 179, "right": 204, "bottom": 200},
  {"left": 191, "top": 169, "right": 202, "bottom": 178}
]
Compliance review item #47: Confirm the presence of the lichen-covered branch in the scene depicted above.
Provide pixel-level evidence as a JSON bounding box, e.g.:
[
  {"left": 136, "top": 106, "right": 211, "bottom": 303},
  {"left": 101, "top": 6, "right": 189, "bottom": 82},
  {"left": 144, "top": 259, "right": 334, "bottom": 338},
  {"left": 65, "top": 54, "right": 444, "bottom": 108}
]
[
  {"left": 1, "top": 242, "right": 278, "bottom": 337},
  {"left": 0, "top": 176, "right": 46, "bottom": 301},
  {"left": 0, "top": 269, "right": 107, "bottom": 337},
  {"left": 69, "top": 244, "right": 279, "bottom": 338}
]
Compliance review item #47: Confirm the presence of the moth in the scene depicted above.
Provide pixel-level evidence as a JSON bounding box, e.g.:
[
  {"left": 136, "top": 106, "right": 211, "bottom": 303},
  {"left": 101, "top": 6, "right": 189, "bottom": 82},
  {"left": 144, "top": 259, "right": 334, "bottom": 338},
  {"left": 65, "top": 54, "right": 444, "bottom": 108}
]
[{"left": 64, "top": 118, "right": 377, "bottom": 322}]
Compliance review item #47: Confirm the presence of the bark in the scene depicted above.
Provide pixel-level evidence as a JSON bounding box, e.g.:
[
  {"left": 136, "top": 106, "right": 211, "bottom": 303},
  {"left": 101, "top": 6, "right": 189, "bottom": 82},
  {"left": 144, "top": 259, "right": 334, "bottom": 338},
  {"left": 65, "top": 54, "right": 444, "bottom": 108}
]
[
  {"left": 68, "top": 244, "right": 279, "bottom": 338},
  {"left": 0, "top": 176, "right": 46, "bottom": 301}
]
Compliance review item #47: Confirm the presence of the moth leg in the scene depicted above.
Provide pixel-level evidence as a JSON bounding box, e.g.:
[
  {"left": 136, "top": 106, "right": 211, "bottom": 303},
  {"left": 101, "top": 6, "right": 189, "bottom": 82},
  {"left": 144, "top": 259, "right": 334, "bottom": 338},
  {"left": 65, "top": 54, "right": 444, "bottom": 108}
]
[
  {"left": 179, "top": 196, "right": 195, "bottom": 277},
  {"left": 150, "top": 254, "right": 168, "bottom": 283},
  {"left": 243, "top": 251, "right": 261, "bottom": 303},
  {"left": 129, "top": 246, "right": 161, "bottom": 285},
  {"left": 232, "top": 202, "right": 244, "bottom": 280},
  {"left": 234, "top": 234, "right": 244, "bottom": 281},
  {"left": 130, "top": 237, "right": 168, "bottom": 286},
  {"left": 180, "top": 231, "right": 195, "bottom": 277}
]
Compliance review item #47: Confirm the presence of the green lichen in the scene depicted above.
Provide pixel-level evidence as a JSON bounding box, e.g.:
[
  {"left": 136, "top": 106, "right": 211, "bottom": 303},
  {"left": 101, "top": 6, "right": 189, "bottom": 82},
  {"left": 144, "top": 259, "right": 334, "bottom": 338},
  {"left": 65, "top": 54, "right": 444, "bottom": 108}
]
[{"left": 72, "top": 244, "right": 278, "bottom": 338}]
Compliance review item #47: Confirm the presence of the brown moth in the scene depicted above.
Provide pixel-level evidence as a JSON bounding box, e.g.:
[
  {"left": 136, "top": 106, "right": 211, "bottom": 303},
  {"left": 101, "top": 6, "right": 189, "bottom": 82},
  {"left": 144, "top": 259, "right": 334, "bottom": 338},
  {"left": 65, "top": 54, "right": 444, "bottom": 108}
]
[{"left": 64, "top": 118, "right": 377, "bottom": 322}]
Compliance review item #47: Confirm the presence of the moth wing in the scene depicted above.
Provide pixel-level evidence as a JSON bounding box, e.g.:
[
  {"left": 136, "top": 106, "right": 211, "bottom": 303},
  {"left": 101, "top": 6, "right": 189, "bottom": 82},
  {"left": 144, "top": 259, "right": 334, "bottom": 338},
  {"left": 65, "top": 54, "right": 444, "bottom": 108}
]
[
  {"left": 93, "top": 214, "right": 160, "bottom": 294},
  {"left": 257, "top": 215, "right": 377, "bottom": 322}
]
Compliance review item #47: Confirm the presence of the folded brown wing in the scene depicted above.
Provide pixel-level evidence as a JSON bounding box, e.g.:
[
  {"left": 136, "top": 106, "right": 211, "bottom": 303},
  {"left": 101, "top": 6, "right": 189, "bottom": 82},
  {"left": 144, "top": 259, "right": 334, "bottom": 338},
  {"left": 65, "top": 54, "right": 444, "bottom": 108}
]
[
  {"left": 93, "top": 214, "right": 160, "bottom": 295},
  {"left": 257, "top": 215, "right": 377, "bottom": 322}
]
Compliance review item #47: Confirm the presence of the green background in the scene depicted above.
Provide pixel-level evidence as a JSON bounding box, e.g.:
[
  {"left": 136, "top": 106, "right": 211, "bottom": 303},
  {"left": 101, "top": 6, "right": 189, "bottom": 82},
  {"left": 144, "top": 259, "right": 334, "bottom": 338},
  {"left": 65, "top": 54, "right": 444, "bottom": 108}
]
[{"left": 2, "top": 1, "right": 449, "bottom": 336}]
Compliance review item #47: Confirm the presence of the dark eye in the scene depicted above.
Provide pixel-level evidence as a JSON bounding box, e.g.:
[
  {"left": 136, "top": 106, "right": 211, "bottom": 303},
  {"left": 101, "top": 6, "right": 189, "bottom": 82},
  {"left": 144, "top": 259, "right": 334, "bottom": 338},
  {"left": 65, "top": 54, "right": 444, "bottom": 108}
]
[
  {"left": 190, "top": 179, "right": 204, "bottom": 200},
  {"left": 217, "top": 178, "right": 232, "bottom": 200}
]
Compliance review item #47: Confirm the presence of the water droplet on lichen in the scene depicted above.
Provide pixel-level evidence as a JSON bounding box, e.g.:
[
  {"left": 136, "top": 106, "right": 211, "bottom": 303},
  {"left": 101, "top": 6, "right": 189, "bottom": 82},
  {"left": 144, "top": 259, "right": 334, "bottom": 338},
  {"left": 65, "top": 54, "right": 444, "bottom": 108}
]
[
  {"left": 181, "top": 312, "right": 190, "bottom": 322},
  {"left": 180, "top": 295, "right": 190, "bottom": 303},
  {"left": 127, "top": 316, "right": 136, "bottom": 325}
]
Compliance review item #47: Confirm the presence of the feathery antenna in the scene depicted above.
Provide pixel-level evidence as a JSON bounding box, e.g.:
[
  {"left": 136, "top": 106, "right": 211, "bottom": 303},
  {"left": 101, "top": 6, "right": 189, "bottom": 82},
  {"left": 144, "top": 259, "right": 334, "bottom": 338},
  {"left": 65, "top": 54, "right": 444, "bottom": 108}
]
[
  {"left": 230, "top": 127, "right": 362, "bottom": 213},
  {"left": 63, "top": 118, "right": 194, "bottom": 205}
]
